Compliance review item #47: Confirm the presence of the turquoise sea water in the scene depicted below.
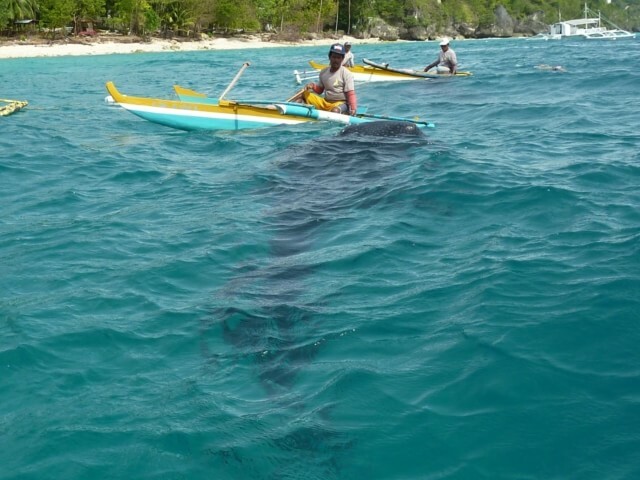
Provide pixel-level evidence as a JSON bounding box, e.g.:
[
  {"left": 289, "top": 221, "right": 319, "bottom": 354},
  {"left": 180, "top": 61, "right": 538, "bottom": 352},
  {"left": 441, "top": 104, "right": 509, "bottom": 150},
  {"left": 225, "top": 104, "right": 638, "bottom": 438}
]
[{"left": 1, "top": 38, "right": 640, "bottom": 479}]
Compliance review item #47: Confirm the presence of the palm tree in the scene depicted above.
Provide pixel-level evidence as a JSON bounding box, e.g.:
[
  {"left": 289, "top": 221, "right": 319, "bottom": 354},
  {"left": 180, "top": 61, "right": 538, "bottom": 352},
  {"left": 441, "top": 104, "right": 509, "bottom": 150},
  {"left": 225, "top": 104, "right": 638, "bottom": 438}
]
[{"left": 5, "top": 0, "right": 39, "bottom": 21}]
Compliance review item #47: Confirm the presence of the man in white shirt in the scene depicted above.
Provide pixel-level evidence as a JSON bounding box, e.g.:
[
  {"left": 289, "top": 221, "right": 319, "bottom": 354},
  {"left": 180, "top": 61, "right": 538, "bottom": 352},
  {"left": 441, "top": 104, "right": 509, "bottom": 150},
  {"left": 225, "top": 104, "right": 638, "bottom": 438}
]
[
  {"left": 342, "top": 42, "right": 355, "bottom": 67},
  {"left": 424, "top": 38, "right": 457, "bottom": 75}
]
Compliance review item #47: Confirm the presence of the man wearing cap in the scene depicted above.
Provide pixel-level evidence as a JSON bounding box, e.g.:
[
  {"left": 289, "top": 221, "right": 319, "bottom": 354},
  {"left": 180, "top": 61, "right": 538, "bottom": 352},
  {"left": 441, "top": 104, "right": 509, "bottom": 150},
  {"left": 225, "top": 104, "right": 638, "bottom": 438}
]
[
  {"left": 424, "top": 38, "right": 457, "bottom": 75},
  {"left": 302, "top": 43, "right": 358, "bottom": 116},
  {"left": 342, "top": 42, "right": 355, "bottom": 67}
]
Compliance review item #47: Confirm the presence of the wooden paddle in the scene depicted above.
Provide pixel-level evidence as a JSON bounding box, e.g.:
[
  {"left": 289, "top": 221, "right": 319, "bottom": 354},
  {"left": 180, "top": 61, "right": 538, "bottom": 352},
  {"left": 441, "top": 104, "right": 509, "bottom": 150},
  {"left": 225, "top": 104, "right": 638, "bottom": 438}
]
[{"left": 286, "top": 88, "right": 306, "bottom": 103}]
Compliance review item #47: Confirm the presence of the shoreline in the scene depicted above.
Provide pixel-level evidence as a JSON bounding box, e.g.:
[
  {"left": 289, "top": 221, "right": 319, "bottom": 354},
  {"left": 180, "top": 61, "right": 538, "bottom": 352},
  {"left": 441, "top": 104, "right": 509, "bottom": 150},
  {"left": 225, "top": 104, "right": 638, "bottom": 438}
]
[{"left": 0, "top": 34, "right": 383, "bottom": 60}]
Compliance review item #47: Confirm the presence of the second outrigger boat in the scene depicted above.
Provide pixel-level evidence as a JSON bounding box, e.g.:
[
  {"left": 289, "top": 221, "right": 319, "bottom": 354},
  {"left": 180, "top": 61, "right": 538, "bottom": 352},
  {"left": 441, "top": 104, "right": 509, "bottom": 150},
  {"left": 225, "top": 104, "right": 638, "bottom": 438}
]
[{"left": 295, "top": 58, "right": 472, "bottom": 84}]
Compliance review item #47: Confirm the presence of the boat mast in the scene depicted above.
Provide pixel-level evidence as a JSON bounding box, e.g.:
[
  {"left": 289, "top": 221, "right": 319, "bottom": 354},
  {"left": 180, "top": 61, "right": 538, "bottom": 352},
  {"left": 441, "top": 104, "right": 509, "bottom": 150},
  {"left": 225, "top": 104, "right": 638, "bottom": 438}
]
[{"left": 584, "top": 2, "right": 601, "bottom": 28}]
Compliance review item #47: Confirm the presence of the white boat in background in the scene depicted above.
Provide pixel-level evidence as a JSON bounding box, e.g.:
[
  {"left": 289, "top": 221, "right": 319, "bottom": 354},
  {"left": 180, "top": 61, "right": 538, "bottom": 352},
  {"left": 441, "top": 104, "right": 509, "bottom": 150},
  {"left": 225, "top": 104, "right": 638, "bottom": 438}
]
[{"left": 544, "top": 3, "right": 635, "bottom": 40}]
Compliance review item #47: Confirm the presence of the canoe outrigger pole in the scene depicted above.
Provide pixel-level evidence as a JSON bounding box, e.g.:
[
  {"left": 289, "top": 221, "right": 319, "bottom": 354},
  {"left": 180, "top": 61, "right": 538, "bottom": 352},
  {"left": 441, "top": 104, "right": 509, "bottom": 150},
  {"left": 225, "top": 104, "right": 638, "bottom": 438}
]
[{"left": 219, "top": 62, "right": 251, "bottom": 101}]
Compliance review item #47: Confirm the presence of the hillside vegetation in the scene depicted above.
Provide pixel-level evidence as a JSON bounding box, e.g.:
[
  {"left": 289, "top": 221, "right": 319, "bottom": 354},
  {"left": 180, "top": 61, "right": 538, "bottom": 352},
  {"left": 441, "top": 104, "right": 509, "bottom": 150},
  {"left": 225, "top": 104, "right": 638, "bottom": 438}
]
[{"left": 1, "top": 0, "right": 638, "bottom": 40}]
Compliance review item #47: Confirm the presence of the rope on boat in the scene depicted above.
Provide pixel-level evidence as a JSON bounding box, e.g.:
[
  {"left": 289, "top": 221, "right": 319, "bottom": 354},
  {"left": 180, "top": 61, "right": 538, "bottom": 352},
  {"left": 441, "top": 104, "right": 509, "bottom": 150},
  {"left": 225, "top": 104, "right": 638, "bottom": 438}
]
[{"left": 0, "top": 98, "right": 29, "bottom": 117}]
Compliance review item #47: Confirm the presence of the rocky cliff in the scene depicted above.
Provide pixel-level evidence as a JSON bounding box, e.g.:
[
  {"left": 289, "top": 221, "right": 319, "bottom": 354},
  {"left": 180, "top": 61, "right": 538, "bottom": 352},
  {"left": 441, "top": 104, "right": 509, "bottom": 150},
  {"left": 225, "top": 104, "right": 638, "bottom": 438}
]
[{"left": 357, "top": 6, "right": 549, "bottom": 40}]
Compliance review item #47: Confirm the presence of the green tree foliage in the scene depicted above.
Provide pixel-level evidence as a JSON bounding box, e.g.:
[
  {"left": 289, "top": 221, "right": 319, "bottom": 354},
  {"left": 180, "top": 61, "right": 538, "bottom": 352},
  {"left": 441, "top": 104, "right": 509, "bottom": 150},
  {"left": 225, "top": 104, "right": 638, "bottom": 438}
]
[
  {"left": 374, "top": 0, "right": 404, "bottom": 23},
  {"left": 70, "top": 0, "right": 106, "bottom": 32},
  {"left": 0, "top": 6, "right": 7, "bottom": 30},
  {"left": 265, "top": 0, "right": 327, "bottom": 34},
  {"left": 39, "top": 0, "right": 74, "bottom": 35},
  {"left": 150, "top": 0, "right": 197, "bottom": 36},
  {"left": 0, "top": 0, "right": 12, "bottom": 30},
  {"left": 2, "top": 0, "right": 638, "bottom": 36},
  {"left": 1, "top": 0, "right": 39, "bottom": 31},
  {"left": 213, "top": 0, "right": 260, "bottom": 31},
  {"left": 111, "top": 0, "right": 148, "bottom": 34},
  {"left": 4, "top": 0, "right": 40, "bottom": 21}
]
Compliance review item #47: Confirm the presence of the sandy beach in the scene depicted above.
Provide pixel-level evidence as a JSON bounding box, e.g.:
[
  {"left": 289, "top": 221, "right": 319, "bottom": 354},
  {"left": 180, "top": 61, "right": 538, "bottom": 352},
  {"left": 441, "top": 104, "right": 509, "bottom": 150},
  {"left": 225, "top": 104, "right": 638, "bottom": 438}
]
[{"left": 0, "top": 34, "right": 382, "bottom": 60}]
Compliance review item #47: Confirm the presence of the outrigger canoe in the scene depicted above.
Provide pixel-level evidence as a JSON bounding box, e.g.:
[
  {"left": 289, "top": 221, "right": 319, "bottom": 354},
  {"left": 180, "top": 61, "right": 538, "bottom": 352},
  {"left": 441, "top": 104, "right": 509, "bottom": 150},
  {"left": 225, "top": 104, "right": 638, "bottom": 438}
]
[
  {"left": 296, "top": 58, "right": 472, "bottom": 84},
  {"left": 105, "top": 82, "right": 434, "bottom": 132},
  {"left": 363, "top": 59, "right": 472, "bottom": 78}
]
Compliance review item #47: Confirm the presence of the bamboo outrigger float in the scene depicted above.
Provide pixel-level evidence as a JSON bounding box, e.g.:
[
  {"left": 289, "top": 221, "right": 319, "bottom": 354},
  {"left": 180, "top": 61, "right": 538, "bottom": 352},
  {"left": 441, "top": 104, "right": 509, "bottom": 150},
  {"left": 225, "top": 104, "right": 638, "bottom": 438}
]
[{"left": 0, "top": 98, "right": 28, "bottom": 117}]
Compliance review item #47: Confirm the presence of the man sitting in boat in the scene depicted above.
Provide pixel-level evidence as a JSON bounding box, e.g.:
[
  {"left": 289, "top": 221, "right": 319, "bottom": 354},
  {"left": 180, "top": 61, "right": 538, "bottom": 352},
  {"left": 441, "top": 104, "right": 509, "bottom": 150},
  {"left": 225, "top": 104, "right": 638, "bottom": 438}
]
[
  {"left": 424, "top": 38, "right": 458, "bottom": 75},
  {"left": 301, "top": 43, "right": 358, "bottom": 116},
  {"left": 342, "top": 42, "right": 355, "bottom": 67}
]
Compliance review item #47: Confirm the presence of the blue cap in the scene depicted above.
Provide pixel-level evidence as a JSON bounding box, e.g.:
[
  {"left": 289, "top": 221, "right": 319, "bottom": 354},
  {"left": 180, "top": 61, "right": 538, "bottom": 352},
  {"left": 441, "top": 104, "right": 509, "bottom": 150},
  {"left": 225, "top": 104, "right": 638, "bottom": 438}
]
[{"left": 329, "top": 43, "right": 346, "bottom": 56}]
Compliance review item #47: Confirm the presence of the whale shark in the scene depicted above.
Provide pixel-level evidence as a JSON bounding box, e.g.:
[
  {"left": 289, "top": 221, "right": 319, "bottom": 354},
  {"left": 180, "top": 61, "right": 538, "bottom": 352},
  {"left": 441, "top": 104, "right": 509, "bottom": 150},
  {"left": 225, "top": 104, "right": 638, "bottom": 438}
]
[
  {"left": 198, "top": 124, "right": 428, "bottom": 474},
  {"left": 202, "top": 121, "right": 428, "bottom": 388},
  {"left": 340, "top": 120, "right": 426, "bottom": 138}
]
